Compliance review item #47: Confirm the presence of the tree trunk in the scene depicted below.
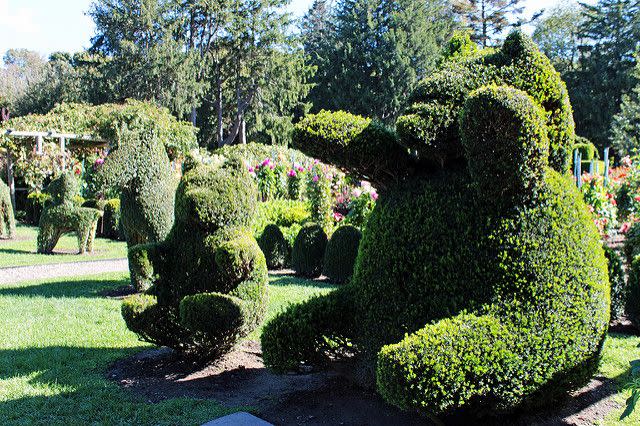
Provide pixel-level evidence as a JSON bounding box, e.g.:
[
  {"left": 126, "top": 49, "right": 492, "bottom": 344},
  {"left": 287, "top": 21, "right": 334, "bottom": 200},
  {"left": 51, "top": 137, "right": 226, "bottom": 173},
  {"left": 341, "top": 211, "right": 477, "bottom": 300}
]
[{"left": 216, "top": 68, "right": 224, "bottom": 147}]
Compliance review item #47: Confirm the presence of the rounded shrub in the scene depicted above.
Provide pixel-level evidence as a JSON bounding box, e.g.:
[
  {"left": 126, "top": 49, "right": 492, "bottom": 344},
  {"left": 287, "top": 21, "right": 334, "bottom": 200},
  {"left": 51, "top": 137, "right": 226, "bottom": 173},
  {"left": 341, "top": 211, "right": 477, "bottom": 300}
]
[
  {"left": 291, "top": 224, "right": 328, "bottom": 278},
  {"left": 122, "top": 156, "right": 268, "bottom": 358},
  {"left": 0, "top": 179, "right": 15, "bottom": 239},
  {"left": 605, "top": 246, "right": 627, "bottom": 321},
  {"left": 258, "top": 224, "right": 289, "bottom": 270},
  {"left": 261, "top": 31, "right": 608, "bottom": 419},
  {"left": 103, "top": 198, "right": 124, "bottom": 240},
  {"left": 323, "top": 225, "right": 362, "bottom": 284}
]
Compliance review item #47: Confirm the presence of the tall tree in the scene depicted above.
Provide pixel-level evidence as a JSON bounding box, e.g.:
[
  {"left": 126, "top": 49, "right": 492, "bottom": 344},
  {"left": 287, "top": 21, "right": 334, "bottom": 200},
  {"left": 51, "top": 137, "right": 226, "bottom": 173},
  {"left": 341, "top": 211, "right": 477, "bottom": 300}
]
[
  {"left": 532, "top": 3, "right": 583, "bottom": 74},
  {"left": 303, "top": 0, "right": 455, "bottom": 122},
  {"left": 89, "top": 0, "right": 205, "bottom": 118},
  {"left": 0, "top": 49, "right": 47, "bottom": 113},
  {"left": 611, "top": 51, "right": 640, "bottom": 156},
  {"left": 567, "top": 0, "right": 640, "bottom": 150},
  {"left": 452, "top": 0, "right": 531, "bottom": 47}
]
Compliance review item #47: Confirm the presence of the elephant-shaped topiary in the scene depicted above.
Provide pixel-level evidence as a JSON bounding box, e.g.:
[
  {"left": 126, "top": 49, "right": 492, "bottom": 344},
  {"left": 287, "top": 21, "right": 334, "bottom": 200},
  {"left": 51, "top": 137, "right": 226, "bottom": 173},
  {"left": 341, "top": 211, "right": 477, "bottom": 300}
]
[
  {"left": 0, "top": 179, "right": 15, "bottom": 239},
  {"left": 121, "top": 155, "right": 268, "bottom": 358},
  {"left": 37, "top": 174, "right": 102, "bottom": 254},
  {"left": 261, "top": 32, "right": 610, "bottom": 417}
]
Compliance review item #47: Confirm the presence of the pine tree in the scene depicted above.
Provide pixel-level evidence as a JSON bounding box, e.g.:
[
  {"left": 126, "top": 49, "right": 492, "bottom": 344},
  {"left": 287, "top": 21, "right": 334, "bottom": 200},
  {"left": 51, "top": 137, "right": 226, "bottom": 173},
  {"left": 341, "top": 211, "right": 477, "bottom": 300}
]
[
  {"left": 567, "top": 0, "right": 640, "bottom": 150},
  {"left": 303, "top": 0, "right": 454, "bottom": 122},
  {"left": 611, "top": 53, "right": 640, "bottom": 156},
  {"left": 452, "top": 0, "right": 528, "bottom": 47}
]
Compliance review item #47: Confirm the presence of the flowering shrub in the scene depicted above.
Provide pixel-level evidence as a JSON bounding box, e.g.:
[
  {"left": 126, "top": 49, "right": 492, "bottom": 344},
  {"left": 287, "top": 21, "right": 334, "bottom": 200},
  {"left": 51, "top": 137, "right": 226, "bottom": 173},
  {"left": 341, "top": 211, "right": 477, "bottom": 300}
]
[
  {"left": 307, "top": 163, "right": 333, "bottom": 228},
  {"left": 581, "top": 173, "right": 618, "bottom": 237}
]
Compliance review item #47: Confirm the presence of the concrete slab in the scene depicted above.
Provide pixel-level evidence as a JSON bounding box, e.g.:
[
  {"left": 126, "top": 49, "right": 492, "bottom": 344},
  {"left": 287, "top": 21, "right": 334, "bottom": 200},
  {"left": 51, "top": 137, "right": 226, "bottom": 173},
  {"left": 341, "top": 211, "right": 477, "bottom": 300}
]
[{"left": 202, "top": 412, "right": 273, "bottom": 426}]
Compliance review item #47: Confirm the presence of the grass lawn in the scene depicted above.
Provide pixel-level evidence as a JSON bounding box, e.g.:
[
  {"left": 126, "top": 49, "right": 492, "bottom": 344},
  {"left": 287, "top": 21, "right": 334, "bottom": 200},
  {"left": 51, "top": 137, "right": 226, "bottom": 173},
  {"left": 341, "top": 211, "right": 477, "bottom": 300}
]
[
  {"left": 0, "top": 224, "right": 127, "bottom": 268},
  {"left": 0, "top": 271, "right": 639, "bottom": 424},
  {"left": 0, "top": 272, "right": 335, "bottom": 425}
]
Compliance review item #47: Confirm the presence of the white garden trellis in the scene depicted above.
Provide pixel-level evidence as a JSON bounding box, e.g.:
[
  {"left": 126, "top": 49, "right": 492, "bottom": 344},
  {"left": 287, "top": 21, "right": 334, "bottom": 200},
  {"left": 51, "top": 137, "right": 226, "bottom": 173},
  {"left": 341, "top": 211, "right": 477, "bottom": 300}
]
[{"left": 3, "top": 129, "right": 109, "bottom": 209}]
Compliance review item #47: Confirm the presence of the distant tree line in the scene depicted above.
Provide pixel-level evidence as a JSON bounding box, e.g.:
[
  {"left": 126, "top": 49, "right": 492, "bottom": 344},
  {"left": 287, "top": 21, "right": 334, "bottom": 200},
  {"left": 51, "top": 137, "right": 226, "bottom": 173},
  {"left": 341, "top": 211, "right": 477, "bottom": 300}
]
[{"left": 1, "top": 0, "right": 638, "bottom": 156}]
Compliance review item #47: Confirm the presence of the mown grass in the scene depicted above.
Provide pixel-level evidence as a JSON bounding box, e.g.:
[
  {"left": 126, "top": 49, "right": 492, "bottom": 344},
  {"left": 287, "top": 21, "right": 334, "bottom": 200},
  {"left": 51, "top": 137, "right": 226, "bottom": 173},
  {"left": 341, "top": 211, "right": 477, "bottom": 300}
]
[
  {"left": 0, "top": 269, "right": 638, "bottom": 424},
  {"left": 0, "top": 272, "right": 335, "bottom": 425},
  {"left": 0, "top": 224, "right": 127, "bottom": 268}
]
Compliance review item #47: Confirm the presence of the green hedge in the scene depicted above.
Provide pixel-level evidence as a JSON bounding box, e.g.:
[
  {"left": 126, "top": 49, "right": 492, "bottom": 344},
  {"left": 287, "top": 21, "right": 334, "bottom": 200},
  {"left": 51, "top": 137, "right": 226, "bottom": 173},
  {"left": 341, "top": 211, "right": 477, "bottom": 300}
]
[
  {"left": 0, "top": 179, "right": 15, "bottom": 239},
  {"left": 605, "top": 246, "right": 627, "bottom": 321},
  {"left": 122, "top": 156, "right": 268, "bottom": 358},
  {"left": 291, "top": 224, "right": 328, "bottom": 278},
  {"left": 258, "top": 224, "right": 289, "bottom": 270},
  {"left": 323, "top": 225, "right": 362, "bottom": 284}
]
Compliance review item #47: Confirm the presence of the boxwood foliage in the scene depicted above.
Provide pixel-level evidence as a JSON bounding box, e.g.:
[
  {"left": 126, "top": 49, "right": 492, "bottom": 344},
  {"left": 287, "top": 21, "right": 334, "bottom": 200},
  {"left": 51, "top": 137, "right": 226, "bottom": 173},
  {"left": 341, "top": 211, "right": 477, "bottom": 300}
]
[
  {"left": 258, "top": 224, "right": 289, "bottom": 270},
  {"left": 323, "top": 225, "right": 362, "bottom": 284},
  {"left": 121, "top": 156, "right": 268, "bottom": 358},
  {"left": 37, "top": 174, "right": 102, "bottom": 254},
  {"left": 99, "top": 127, "right": 178, "bottom": 249},
  {"left": 0, "top": 179, "right": 15, "bottom": 239},
  {"left": 291, "top": 224, "right": 328, "bottom": 278},
  {"left": 397, "top": 32, "right": 574, "bottom": 172},
  {"left": 628, "top": 256, "right": 640, "bottom": 328},
  {"left": 261, "top": 31, "right": 609, "bottom": 418},
  {"left": 605, "top": 246, "right": 627, "bottom": 321}
]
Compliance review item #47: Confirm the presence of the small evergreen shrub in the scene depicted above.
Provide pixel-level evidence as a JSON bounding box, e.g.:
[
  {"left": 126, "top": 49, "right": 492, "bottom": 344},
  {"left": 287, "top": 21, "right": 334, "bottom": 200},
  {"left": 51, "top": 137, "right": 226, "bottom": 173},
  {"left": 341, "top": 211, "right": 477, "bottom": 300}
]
[
  {"left": 0, "top": 179, "right": 15, "bottom": 239},
  {"left": 605, "top": 246, "right": 627, "bottom": 321},
  {"left": 323, "top": 225, "right": 362, "bottom": 284},
  {"left": 258, "top": 224, "right": 289, "bottom": 270},
  {"left": 103, "top": 198, "right": 124, "bottom": 240},
  {"left": 291, "top": 224, "right": 328, "bottom": 278},
  {"left": 625, "top": 222, "right": 640, "bottom": 262},
  {"left": 628, "top": 256, "right": 640, "bottom": 328},
  {"left": 574, "top": 136, "right": 599, "bottom": 161}
]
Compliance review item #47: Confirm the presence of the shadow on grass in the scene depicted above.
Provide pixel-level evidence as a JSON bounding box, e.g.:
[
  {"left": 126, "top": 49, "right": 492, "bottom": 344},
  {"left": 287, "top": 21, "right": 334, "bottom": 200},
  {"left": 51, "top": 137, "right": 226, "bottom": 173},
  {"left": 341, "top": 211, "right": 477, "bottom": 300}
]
[
  {"left": 0, "top": 345, "right": 233, "bottom": 424},
  {"left": 0, "top": 276, "right": 130, "bottom": 299}
]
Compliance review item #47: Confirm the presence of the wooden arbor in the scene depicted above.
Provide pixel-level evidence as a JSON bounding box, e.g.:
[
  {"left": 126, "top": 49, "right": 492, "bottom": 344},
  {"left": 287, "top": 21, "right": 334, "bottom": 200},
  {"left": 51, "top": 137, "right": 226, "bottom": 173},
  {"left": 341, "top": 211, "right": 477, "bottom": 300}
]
[{"left": 2, "top": 130, "right": 109, "bottom": 209}]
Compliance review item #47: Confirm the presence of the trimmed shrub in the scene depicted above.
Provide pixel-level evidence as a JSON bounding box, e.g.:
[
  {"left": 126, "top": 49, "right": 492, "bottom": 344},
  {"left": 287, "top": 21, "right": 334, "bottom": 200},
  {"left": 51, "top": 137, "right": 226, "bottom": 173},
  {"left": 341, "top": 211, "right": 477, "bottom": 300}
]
[
  {"left": 574, "top": 136, "right": 599, "bottom": 161},
  {"left": 625, "top": 222, "right": 640, "bottom": 263},
  {"left": 291, "top": 224, "right": 328, "bottom": 278},
  {"left": 99, "top": 127, "right": 177, "bottom": 248},
  {"left": 628, "top": 256, "right": 640, "bottom": 328},
  {"left": 460, "top": 85, "right": 549, "bottom": 206},
  {"left": 323, "top": 225, "right": 362, "bottom": 284},
  {"left": 37, "top": 174, "right": 102, "bottom": 254},
  {"left": 605, "top": 246, "right": 627, "bottom": 321},
  {"left": 292, "top": 111, "right": 411, "bottom": 189},
  {"left": 103, "top": 199, "right": 124, "bottom": 240},
  {"left": 122, "top": 156, "right": 268, "bottom": 358},
  {"left": 253, "top": 199, "right": 310, "bottom": 234},
  {"left": 262, "top": 31, "right": 608, "bottom": 418},
  {"left": 258, "top": 224, "right": 289, "bottom": 270},
  {"left": 0, "top": 179, "right": 15, "bottom": 239}
]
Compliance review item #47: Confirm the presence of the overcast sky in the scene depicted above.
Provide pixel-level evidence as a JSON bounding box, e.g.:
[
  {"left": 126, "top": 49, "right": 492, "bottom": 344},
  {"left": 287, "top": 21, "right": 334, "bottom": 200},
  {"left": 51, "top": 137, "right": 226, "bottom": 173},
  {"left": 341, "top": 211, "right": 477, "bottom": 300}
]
[{"left": 0, "top": 0, "right": 580, "bottom": 59}]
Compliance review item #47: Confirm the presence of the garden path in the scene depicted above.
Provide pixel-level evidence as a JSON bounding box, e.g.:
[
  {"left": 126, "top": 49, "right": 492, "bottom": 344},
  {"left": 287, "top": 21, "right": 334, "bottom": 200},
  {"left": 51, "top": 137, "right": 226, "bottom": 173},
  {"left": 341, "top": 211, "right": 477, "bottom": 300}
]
[{"left": 0, "top": 258, "right": 128, "bottom": 285}]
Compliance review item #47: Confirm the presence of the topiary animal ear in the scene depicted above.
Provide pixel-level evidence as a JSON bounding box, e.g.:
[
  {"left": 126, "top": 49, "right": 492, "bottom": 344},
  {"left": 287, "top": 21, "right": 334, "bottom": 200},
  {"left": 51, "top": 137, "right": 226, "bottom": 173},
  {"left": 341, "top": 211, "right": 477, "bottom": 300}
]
[{"left": 459, "top": 85, "right": 549, "bottom": 206}]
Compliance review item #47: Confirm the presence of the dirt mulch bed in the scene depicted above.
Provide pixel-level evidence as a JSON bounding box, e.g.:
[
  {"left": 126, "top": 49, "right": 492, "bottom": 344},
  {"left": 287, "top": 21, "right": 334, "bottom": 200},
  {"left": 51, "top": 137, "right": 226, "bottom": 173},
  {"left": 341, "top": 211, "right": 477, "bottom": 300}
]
[{"left": 108, "top": 340, "right": 626, "bottom": 425}]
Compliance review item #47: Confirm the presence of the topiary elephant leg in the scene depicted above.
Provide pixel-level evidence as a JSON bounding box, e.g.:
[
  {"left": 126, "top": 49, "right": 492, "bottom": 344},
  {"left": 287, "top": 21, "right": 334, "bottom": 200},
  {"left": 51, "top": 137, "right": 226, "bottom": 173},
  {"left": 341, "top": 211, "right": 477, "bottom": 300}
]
[
  {"left": 178, "top": 292, "right": 251, "bottom": 357},
  {"left": 261, "top": 286, "right": 356, "bottom": 372},
  {"left": 37, "top": 223, "right": 62, "bottom": 254},
  {"left": 376, "top": 313, "right": 518, "bottom": 415}
]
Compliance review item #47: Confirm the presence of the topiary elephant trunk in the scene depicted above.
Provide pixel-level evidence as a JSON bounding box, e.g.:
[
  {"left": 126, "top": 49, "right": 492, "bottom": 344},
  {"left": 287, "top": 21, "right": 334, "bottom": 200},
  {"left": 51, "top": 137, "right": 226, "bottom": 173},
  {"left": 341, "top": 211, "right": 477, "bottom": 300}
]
[{"left": 261, "top": 31, "right": 609, "bottom": 417}]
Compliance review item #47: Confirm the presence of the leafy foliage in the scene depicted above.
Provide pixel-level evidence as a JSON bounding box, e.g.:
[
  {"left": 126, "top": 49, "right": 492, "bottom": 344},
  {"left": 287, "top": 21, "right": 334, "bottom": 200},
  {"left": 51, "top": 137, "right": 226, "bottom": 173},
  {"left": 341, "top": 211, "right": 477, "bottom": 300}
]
[
  {"left": 36, "top": 174, "right": 102, "bottom": 254},
  {"left": 122, "top": 156, "right": 268, "bottom": 358},
  {"left": 323, "top": 225, "right": 362, "bottom": 284},
  {"left": 291, "top": 224, "right": 328, "bottom": 278},
  {"left": 262, "top": 32, "right": 609, "bottom": 417},
  {"left": 0, "top": 179, "right": 16, "bottom": 238}
]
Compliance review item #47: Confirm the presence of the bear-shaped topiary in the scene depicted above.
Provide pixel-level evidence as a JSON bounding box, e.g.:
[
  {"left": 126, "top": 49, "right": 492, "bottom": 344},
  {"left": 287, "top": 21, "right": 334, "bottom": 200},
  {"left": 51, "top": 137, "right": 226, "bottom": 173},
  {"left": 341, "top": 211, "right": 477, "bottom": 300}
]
[
  {"left": 261, "top": 31, "right": 609, "bottom": 416},
  {"left": 0, "top": 179, "right": 15, "bottom": 239},
  {"left": 37, "top": 174, "right": 102, "bottom": 254},
  {"left": 121, "top": 155, "right": 268, "bottom": 358}
]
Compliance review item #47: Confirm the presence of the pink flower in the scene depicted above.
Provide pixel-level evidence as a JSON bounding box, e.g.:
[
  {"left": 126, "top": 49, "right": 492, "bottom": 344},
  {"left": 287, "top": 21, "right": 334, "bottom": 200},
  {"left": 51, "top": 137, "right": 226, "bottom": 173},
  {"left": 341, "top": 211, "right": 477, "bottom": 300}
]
[
  {"left": 94, "top": 158, "right": 104, "bottom": 166},
  {"left": 248, "top": 166, "right": 255, "bottom": 173},
  {"left": 261, "top": 158, "right": 272, "bottom": 167},
  {"left": 620, "top": 222, "right": 632, "bottom": 234},
  {"left": 296, "top": 165, "right": 305, "bottom": 172},
  {"left": 333, "top": 212, "right": 344, "bottom": 221},
  {"left": 352, "top": 188, "right": 362, "bottom": 198},
  {"left": 634, "top": 195, "right": 640, "bottom": 203},
  {"left": 371, "top": 191, "right": 378, "bottom": 201},
  {"left": 287, "top": 169, "right": 297, "bottom": 177},
  {"left": 622, "top": 156, "right": 632, "bottom": 167},
  {"left": 312, "top": 175, "right": 319, "bottom": 183}
]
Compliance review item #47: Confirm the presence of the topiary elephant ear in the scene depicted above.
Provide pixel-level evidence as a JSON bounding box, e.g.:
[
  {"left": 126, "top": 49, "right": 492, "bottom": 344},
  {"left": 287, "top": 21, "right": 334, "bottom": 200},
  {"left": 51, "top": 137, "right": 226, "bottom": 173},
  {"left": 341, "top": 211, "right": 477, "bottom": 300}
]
[{"left": 459, "top": 85, "right": 549, "bottom": 207}]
